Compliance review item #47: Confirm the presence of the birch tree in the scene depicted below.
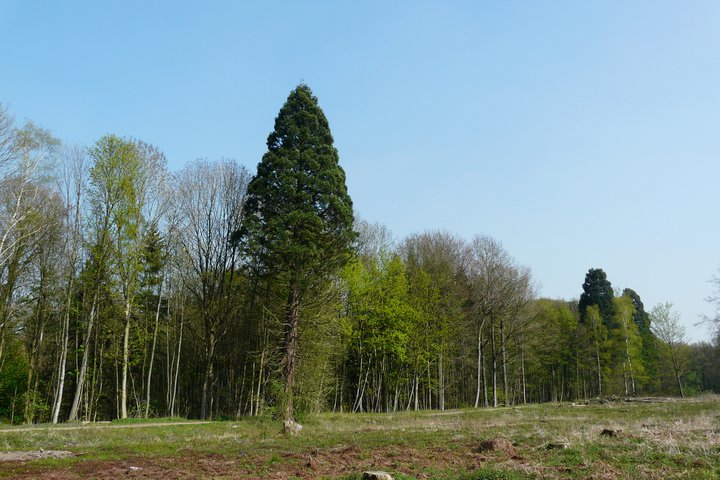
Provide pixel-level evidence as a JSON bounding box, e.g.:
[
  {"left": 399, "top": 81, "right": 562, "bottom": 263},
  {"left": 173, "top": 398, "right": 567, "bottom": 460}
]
[
  {"left": 468, "top": 236, "right": 533, "bottom": 407},
  {"left": 651, "top": 302, "right": 688, "bottom": 398},
  {"left": 51, "top": 146, "right": 86, "bottom": 423},
  {"left": 0, "top": 121, "right": 59, "bottom": 373}
]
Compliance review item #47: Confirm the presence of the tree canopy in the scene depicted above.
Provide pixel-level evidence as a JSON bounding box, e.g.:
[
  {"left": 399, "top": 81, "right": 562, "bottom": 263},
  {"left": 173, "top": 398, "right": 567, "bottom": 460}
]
[
  {"left": 579, "top": 268, "right": 615, "bottom": 327},
  {"left": 238, "top": 84, "right": 355, "bottom": 287},
  {"left": 0, "top": 94, "right": 718, "bottom": 428}
]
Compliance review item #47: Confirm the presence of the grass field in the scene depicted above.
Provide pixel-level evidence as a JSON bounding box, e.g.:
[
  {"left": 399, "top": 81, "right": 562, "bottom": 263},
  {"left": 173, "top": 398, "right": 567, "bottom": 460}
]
[{"left": 0, "top": 396, "right": 718, "bottom": 479}]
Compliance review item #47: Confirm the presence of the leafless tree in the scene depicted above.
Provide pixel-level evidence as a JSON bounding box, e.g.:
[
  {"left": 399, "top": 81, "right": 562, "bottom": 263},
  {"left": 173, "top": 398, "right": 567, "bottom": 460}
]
[
  {"left": 174, "top": 159, "right": 250, "bottom": 419},
  {"left": 469, "top": 236, "right": 533, "bottom": 407},
  {"left": 51, "top": 145, "right": 87, "bottom": 423}
]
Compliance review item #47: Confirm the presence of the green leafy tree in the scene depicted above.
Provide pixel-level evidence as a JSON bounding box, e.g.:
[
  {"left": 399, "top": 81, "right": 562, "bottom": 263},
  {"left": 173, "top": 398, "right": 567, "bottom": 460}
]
[
  {"left": 611, "top": 295, "right": 644, "bottom": 395},
  {"left": 81, "top": 135, "right": 166, "bottom": 419},
  {"left": 526, "top": 299, "right": 577, "bottom": 402},
  {"left": 0, "top": 122, "right": 59, "bottom": 373},
  {"left": 685, "top": 341, "right": 720, "bottom": 394},
  {"left": 651, "top": 302, "right": 688, "bottom": 397},
  {"left": 344, "top": 254, "right": 414, "bottom": 412},
  {"left": 622, "top": 288, "right": 658, "bottom": 392},
  {"left": 237, "top": 84, "right": 355, "bottom": 427},
  {"left": 67, "top": 137, "right": 122, "bottom": 421},
  {"left": 577, "top": 305, "right": 610, "bottom": 396},
  {"left": 139, "top": 223, "right": 167, "bottom": 418},
  {"left": 402, "top": 231, "right": 467, "bottom": 411}
]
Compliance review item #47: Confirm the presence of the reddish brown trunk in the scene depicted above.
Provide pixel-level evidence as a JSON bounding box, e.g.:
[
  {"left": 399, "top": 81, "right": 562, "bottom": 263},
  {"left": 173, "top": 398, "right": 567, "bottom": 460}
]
[{"left": 282, "top": 283, "right": 301, "bottom": 424}]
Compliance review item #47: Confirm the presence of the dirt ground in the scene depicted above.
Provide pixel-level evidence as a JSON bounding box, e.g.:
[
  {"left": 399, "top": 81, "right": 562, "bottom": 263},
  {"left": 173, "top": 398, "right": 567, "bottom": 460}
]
[
  {"left": 2, "top": 398, "right": 716, "bottom": 479},
  {"left": 1, "top": 441, "right": 550, "bottom": 480}
]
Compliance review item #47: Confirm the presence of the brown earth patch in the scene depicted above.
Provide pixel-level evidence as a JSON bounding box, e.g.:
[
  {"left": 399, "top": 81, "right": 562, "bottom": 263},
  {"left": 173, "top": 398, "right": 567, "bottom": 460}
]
[
  {"left": 474, "top": 437, "right": 517, "bottom": 457},
  {"left": 0, "top": 441, "right": 531, "bottom": 480}
]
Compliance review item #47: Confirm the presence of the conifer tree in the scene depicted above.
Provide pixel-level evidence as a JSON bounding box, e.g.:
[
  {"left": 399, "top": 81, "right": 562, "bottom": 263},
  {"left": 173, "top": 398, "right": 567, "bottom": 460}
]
[
  {"left": 578, "top": 268, "right": 615, "bottom": 328},
  {"left": 237, "top": 84, "right": 355, "bottom": 428}
]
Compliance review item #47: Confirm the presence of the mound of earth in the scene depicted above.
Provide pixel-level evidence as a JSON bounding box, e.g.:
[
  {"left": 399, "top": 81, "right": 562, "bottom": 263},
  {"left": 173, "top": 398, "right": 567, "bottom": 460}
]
[{"left": 474, "top": 437, "right": 517, "bottom": 457}]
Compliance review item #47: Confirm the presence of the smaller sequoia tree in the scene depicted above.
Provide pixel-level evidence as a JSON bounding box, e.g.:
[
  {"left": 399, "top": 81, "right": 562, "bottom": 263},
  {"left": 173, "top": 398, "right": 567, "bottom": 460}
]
[
  {"left": 236, "top": 84, "right": 355, "bottom": 428},
  {"left": 578, "top": 268, "right": 615, "bottom": 328}
]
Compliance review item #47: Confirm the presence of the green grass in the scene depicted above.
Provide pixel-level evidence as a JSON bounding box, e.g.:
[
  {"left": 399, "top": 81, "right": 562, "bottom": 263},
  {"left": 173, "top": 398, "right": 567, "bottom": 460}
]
[{"left": 1, "top": 396, "right": 719, "bottom": 479}]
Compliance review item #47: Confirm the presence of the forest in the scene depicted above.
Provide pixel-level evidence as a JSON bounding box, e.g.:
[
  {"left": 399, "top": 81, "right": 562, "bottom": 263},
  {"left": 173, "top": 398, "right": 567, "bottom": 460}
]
[{"left": 1, "top": 84, "right": 719, "bottom": 426}]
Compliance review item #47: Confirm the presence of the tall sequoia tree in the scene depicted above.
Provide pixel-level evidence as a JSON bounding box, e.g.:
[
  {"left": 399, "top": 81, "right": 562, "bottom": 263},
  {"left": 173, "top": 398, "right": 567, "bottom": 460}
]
[
  {"left": 578, "top": 268, "right": 615, "bottom": 328},
  {"left": 236, "top": 84, "right": 355, "bottom": 428}
]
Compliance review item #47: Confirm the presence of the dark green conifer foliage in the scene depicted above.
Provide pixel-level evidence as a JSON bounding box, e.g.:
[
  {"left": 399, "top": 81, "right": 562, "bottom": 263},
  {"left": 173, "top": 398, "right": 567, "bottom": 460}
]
[
  {"left": 237, "top": 84, "right": 355, "bottom": 425},
  {"left": 622, "top": 288, "right": 650, "bottom": 334},
  {"left": 578, "top": 268, "right": 615, "bottom": 328}
]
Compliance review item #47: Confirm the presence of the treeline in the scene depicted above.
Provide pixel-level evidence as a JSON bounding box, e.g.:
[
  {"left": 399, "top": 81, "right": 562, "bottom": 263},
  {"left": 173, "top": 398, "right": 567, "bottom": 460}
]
[{"left": 0, "top": 92, "right": 719, "bottom": 424}]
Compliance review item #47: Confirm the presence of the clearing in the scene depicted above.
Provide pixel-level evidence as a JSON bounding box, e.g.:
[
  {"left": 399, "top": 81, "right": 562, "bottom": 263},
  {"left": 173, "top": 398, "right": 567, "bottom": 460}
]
[{"left": 0, "top": 396, "right": 718, "bottom": 479}]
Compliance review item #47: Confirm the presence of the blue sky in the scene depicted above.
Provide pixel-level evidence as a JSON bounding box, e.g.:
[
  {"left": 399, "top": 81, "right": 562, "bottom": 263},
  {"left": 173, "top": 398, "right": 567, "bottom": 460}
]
[{"left": 1, "top": 1, "right": 719, "bottom": 340}]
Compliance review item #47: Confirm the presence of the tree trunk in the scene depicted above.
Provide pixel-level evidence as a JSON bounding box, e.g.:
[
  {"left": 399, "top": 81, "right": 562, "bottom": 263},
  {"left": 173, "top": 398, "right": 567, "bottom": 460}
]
[
  {"left": 200, "top": 327, "right": 215, "bottom": 420},
  {"left": 236, "top": 361, "right": 247, "bottom": 417},
  {"left": 170, "top": 311, "right": 183, "bottom": 418},
  {"left": 392, "top": 382, "right": 399, "bottom": 412},
  {"left": 501, "top": 318, "right": 509, "bottom": 406},
  {"left": 255, "top": 350, "right": 266, "bottom": 415},
  {"left": 622, "top": 319, "right": 636, "bottom": 395},
  {"left": 0, "top": 263, "right": 20, "bottom": 375},
  {"left": 145, "top": 279, "right": 164, "bottom": 418},
  {"left": 68, "top": 295, "right": 98, "bottom": 421},
  {"left": 353, "top": 354, "right": 365, "bottom": 412},
  {"left": 474, "top": 321, "right": 484, "bottom": 408},
  {"left": 675, "top": 369, "right": 684, "bottom": 398},
  {"left": 89, "top": 330, "right": 105, "bottom": 422},
  {"left": 282, "top": 283, "right": 301, "bottom": 425},
  {"left": 593, "top": 321, "right": 602, "bottom": 396},
  {"left": 670, "top": 346, "right": 684, "bottom": 398},
  {"left": 520, "top": 336, "right": 527, "bottom": 404},
  {"left": 25, "top": 347, "right": 37, "bottom": 423},
  {"left": 438, "top": 353, "right": 445, "bottom": 411},
  {"left": 426, "top": 359, "right": 431, "bottom": 410},
  {"left": 492, "top": 322, "right": 498, "bottom": 407},
  {"left": 165, "top": 307, "right": 171, "bottom": 414},
  {"left": 575, "top": 354, "right": 581, "bottom": 402},
  {"left": 51, "top": 279, "right": 72, "bottom": 423},
  {"left": 413, "top": 369, "right": 419, "bottom": 411},
  {"left": 120, "top": 297, "right": 132, "bottom": 419}
]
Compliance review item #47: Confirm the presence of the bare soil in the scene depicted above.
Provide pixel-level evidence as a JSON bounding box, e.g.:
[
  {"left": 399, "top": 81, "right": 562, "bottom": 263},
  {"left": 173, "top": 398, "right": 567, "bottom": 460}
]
[
  {"left": 0, "top": 442, "right": 547, "bottom": 479},
  {"left": 474, "top": 437, "right": 517, "bottom": 457}
]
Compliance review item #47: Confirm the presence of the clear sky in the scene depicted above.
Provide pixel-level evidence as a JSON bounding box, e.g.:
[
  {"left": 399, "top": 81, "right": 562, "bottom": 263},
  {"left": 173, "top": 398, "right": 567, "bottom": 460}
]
[{"left": 1, "top": 1, "right": 718, "bottom": 341}]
